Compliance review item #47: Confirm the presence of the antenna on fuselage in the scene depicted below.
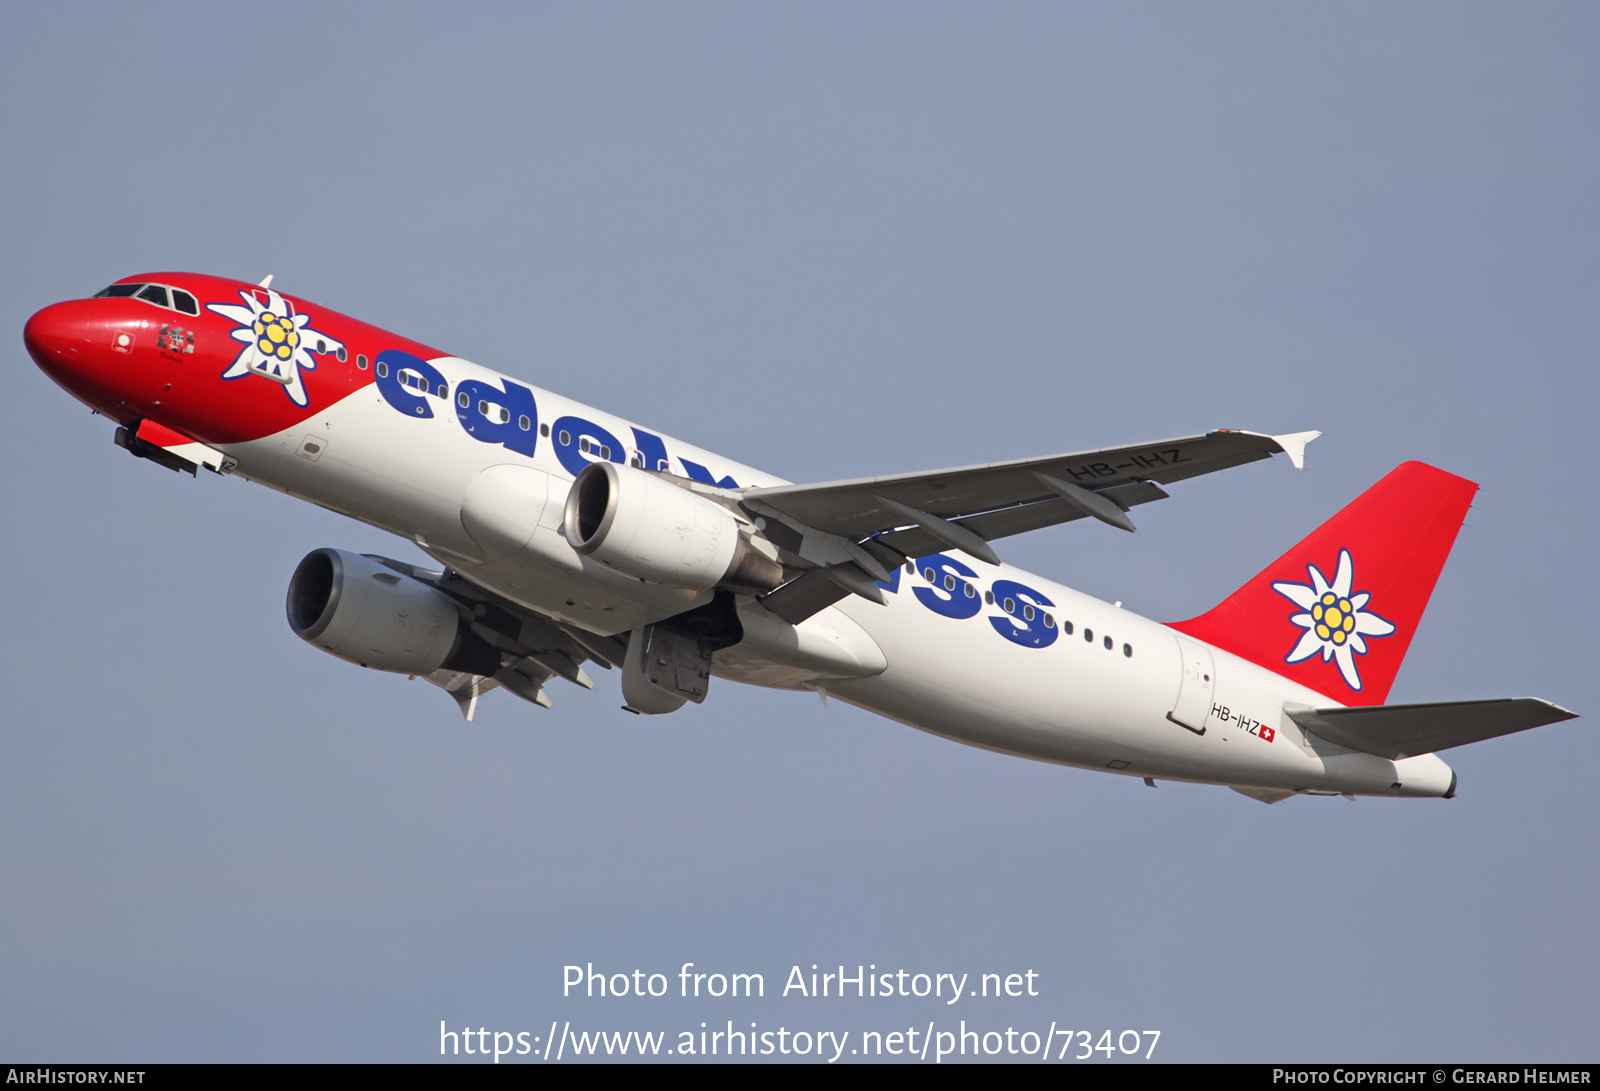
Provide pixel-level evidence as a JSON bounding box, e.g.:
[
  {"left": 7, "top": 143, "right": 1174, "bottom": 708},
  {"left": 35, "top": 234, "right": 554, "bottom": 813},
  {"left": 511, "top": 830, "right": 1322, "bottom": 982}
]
[{"left": 258, "top": 274, "right": 274, "bottom": 289}]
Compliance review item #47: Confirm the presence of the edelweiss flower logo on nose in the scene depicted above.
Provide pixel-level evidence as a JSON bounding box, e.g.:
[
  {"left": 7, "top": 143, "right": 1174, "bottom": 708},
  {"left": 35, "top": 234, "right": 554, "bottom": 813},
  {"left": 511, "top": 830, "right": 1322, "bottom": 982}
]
[
  {"left": 1271, "top": 549, "right": 1395, "bottom": 691},
  {"left": 207, "top": 288, "right": 344, "bottom": 407}
]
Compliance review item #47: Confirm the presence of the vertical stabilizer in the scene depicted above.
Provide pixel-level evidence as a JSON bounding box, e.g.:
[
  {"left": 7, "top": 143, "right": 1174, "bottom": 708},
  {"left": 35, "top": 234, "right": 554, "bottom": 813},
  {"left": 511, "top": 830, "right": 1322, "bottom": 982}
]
[{"left": 1168, "top": 462, "right": 1478, "bottom": 706}]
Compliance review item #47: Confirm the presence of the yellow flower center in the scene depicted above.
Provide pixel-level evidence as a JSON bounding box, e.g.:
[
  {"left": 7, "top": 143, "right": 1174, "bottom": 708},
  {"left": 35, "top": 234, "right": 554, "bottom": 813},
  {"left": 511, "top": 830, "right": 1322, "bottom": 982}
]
[
  {"left": 1311, "top": 594, "right": 1357, "bottom": 645},
  {"left": 255, "top": 313, "right": 300, "bottom": 361}
]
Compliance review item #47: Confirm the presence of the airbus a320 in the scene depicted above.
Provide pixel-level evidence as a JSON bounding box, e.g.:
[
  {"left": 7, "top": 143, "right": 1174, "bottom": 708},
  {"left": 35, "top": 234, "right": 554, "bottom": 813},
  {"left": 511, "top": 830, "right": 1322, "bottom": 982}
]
[{"left": 23, "top": 273, "right": 1577, "bottom": 803}]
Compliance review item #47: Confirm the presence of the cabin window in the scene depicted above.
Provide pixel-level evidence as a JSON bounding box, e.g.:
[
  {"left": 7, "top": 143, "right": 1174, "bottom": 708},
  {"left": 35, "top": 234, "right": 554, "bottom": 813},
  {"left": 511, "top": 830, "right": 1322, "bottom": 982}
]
[
  {"left": 1084, "top": 628, "right": 1094, "bottom": 643},
  {"left": 357, "top": 354, "right": 368, "bottom": 370},
  {"left": 985, "top": 590, "right": 995, "bottom": 605},
  {"left": 541, "top": 423, "right": 551, "bottom": 438},
  {"left": 518, "top": 415, "right": 531, "bottom": 431},
  {"left": 943, "top": 574, "right": 956, "bottom": 591},
  {"left": 1123, "top": 643, "right": 1133, "bottom": 658},
  {"left": 1063, "top": 620, "right": 1074, "bottom": 635},
  {"left": 376, "top": 360, "right": 388, "bottom": 378},
  {"left": 963, "top": 583, "right": 976, "bottom": 598},
  {"left": 437, "top": 382, "right": 448, "bottom": 397},
  {"left": 1103, "top": 635, "right": 1113, "bottom": 650},
  {"left": 335, "top": 346, "right": 347, "bottom": 362},
  {"left": 1044, "top": 614, "right": 1055, "bottom": 629},
  {"left": 600, "top": 445, "right": 611, "bottom": 460},
  {"left": 1003, "top": 597, "right": 1015, "bottom": 614},
  {"left": 1023, "top": 604, "right": 1035, "bottom": 621},
  {"left": 580, "top": 437, "right": 591, "bottom": 454},
  {"left": 458, "top": 392, "right": 470, "bottom": 408},
  {"left": 923, "top": 567, "right": 936, "bottom": 582},
  {"left": 558, "top": 430, "right": 571, "bottom": 446}
]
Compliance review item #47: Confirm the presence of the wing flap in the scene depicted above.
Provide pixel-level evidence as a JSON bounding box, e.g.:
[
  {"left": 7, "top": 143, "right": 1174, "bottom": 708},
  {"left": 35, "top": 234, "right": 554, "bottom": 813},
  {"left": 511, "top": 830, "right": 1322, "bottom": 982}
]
[
  {"left": 1231, "top": 786, "right": 1297, "bottom": 804},
  {"left": 1287, "top": 698, "right": 1578, "bottom": 760},
  {"left": 760, "top": 568, "right": 853, "bottom": 625},
  {"left": 869, "top": 480, "right": 1171, "bottom": 558}
]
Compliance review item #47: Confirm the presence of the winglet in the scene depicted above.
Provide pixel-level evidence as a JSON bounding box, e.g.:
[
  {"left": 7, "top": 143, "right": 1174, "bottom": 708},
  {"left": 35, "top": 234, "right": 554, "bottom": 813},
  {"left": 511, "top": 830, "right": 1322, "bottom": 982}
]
[{"left": 1271, "top": 430, "right": 1322, "bottom": 470}]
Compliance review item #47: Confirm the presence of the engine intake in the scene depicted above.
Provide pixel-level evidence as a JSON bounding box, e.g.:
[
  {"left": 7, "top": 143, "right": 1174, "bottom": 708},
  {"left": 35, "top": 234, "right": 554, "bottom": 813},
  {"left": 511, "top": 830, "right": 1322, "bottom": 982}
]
[
  {"left": 287, "top": 548, "right": 500, "bottom": 675},
  {"left": 563, "top": 462, "right": 781, "bottom": 592}
]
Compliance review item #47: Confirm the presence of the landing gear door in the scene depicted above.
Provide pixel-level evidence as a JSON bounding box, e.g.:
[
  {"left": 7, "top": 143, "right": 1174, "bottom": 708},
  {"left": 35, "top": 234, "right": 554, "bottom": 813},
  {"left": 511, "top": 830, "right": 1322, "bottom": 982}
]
[{"left": 1169, "top": 636, "right": 1216, "bottom": 734}]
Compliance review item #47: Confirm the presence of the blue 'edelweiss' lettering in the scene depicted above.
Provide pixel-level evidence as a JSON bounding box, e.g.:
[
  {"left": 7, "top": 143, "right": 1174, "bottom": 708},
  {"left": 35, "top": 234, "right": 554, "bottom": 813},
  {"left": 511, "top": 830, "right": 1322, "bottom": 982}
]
[
  {"left": 914, "top": 554, "right": 981, "bottom": 620},
  {"left": 880, "top": 554, "right": 1057, "bottom": 649},
  {"left": 456, "top": 377, "right": 538, "bottom": 457},
  {"left": 374, "top": 360, "right": 748, "bottom": 490},
  {"left": 681, "top": 458, "right": 739, "bottom": 488},
  {"left": 552, "top": 415, "right": 623, "bottom": 476},
  {"left": 989, "top": 578, "right": 1057, "bottom": 648},
  {"left": 374, "top": 350, "right": 446, "bottom": 419},
  {"left": 631, "top": 427, "right": 671, "bottom": 472}
]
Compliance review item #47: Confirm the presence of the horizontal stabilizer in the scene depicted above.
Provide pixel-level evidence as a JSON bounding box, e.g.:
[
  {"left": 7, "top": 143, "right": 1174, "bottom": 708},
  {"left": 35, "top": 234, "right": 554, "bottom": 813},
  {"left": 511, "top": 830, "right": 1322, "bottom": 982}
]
[{"left": 1287, "top": 698, "right": 1577, "bottom": 760}]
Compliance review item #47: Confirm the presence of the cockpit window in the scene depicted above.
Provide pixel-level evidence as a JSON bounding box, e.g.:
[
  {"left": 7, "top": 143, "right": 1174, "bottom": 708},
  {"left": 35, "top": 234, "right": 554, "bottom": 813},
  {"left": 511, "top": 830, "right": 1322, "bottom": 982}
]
[{"left": 96, "top": 281, "right": 202, "bottom": 317}]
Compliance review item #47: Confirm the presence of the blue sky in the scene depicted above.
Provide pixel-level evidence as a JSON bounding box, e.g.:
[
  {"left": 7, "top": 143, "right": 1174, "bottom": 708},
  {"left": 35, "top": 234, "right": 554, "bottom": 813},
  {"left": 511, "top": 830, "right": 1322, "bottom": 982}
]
[{"left": 0, "top": 3, "right": 1593, "bottom": 1062}]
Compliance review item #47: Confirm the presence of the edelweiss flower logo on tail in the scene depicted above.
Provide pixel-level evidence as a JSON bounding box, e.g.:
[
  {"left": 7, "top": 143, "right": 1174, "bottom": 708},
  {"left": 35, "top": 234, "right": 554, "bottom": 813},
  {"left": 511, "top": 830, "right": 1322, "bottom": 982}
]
[
  {"left": 1272, "top": 549, "right": 1395, "bottom": 691},
  {"left": 206, "top": 288, "right": 344, "bottom": 407}
]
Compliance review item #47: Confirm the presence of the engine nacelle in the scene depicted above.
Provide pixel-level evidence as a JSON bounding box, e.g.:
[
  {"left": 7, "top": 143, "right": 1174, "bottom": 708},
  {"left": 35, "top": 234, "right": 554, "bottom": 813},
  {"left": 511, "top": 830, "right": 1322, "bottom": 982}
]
[
  {"left": 286, "top": 548, "right": 499, "bottom": 675},
  {"left": 563, "top": 462, "right": 781, "bottom": 591}
]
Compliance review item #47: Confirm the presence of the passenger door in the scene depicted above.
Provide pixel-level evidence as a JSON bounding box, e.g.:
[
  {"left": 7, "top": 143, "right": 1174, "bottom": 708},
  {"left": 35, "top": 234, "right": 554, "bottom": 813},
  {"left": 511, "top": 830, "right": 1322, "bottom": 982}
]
[{"left": 1169, "top": 636, "right": 1216, "bottom": 734}]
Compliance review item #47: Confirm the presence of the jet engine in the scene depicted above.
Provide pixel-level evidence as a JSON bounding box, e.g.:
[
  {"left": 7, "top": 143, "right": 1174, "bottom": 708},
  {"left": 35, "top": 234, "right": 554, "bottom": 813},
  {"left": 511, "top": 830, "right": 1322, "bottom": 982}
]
[
  {"left": 563, "top": 462, "right": 782, "bottom": 592},
  {"left": 286, "top": 548, "right": 500, "bottom": 675}
]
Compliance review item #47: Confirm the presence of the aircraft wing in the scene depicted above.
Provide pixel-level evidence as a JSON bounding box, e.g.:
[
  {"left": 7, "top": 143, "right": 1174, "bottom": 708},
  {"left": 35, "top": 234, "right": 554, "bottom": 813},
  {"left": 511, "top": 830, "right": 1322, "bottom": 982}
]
[
  {"left": 1287, "top": 698, "right": 1579, "bottom": 760},
  {"left": 742, "top": 429, "right": 1317, "bottom": 623},
  {"left": 746, "top": 429, "right": 1315, "bottom": 542}
]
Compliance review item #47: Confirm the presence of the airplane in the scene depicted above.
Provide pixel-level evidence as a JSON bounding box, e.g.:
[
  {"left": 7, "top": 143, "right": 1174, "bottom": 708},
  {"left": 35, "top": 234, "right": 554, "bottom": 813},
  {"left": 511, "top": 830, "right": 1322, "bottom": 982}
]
[{"left": 23, "top": 272, "right": 1577, "bottom": 804}]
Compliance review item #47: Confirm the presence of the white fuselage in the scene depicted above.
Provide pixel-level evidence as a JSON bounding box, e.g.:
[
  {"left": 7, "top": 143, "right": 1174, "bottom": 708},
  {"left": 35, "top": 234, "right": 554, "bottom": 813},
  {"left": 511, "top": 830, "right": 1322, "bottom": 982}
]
[{"left": 224, "top": 353, "right": 1453, "bottom": 799}]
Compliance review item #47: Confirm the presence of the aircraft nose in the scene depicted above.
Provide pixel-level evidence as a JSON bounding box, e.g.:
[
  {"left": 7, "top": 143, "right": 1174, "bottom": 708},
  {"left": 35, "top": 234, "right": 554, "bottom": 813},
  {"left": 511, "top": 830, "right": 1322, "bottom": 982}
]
[
  {"left": 24, "top": 299, "right": 95, "bottom": 375},
  {"left": 24, "top": 297, "right": 145, "bottom": 413}
]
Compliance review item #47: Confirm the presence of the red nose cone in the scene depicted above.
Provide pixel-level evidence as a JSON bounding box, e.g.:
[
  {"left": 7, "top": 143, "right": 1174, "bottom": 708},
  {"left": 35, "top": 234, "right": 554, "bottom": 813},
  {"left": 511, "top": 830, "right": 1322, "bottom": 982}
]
[
  {"left": 25, "top": 298, "right": 144, "bottom": 415},
  {"left": 24, "top": 300, "right": 92, "bottom": 376}
]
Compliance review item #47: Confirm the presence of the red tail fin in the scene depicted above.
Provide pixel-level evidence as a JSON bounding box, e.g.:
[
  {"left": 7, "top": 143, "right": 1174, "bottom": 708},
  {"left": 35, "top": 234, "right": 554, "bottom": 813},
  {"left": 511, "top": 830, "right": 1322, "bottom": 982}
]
[{"left": 1169, "top": 462, "right": 1478, "bottom": 706}]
